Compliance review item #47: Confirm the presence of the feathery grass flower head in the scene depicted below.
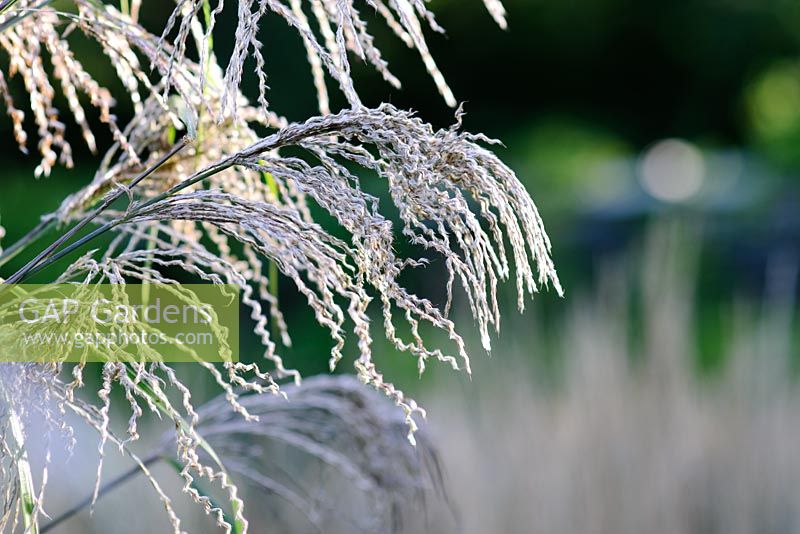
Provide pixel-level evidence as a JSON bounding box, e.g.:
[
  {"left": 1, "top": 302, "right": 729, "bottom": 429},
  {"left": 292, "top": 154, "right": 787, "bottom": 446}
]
[{"left": 0, "top": 0, "right": 561, "bottom": 532}]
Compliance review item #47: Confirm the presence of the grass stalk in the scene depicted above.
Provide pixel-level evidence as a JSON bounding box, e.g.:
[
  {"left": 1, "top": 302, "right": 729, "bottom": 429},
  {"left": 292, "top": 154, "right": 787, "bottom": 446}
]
[
  {"left": 41, "top": 454, "right": 160, "bottom": 533},
  {"left": 2, "top": 138, "right": 189, "bottom": 286},
  {"left": 0, "top": 0, "right": 19, "bottom": 16},
  {"left": 0, "top": 218, "right": 56, "bottom": 270},
  {"left": 8, "top": 409, "right": 38, "bottom": 534}
]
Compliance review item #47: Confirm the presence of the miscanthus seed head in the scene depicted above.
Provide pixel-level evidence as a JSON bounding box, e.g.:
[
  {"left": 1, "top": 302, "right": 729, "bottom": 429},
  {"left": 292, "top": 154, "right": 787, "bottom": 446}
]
[{"left": 0, "top": 0, "right": 559, "bottom": 532}]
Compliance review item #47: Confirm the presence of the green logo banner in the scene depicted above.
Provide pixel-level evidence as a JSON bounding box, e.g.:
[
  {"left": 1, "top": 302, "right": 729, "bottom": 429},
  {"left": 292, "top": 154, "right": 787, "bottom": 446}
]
[{"left": 0, "top": 284, "right": 240, "bottom": 363}]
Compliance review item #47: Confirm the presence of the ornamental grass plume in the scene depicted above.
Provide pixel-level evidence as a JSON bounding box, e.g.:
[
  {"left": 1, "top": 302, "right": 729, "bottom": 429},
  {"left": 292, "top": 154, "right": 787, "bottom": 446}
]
[
  {"left": 189, "top": 375, "right": 447, "bottom": 533},
  {"left": 0, "top": 0, "right": 561, "bottom": 532}
]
